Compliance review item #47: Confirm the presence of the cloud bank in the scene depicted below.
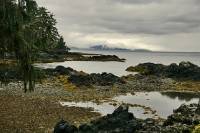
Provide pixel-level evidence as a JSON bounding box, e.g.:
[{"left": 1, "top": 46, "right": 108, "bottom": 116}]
[{"left": 37, "top": 0, "right": 200, "bottom": 52}]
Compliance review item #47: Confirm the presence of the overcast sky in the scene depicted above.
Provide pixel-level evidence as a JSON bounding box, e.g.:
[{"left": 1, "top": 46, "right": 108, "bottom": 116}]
[{"left": 37, "top": 0, "right": 200, "bottom": 52}]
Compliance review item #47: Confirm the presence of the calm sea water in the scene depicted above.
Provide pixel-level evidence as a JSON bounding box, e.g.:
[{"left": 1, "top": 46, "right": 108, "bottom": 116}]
[
  {"left": 37, "top": 50, "right": 200, "bottom": 76},
  {"left": 61, "top": 92, "right": 199, "bottom": 119}
]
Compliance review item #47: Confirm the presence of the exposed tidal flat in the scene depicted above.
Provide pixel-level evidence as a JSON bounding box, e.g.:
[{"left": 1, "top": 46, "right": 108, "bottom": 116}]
[
  {"left": 1, "top": 61, "right": 200, "bottom": 132},
  {"left": 1, "top": 51, "right": 200, "bottom": 132},
  {"left": 0, "top": 79, "right": 199, "bottom": 132}
]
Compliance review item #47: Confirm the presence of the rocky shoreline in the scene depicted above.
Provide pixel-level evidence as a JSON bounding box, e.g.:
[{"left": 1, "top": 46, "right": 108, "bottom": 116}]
[
  {"left": 0, "top": 62, "right": 200, "bottom": 132},
  {"left": 44, "top": 65, "right": 200, "bottom": 93},
  {"left": 36, "top": 51, "right": 125, "bottom": 63},
  {"left": 126, "top": 61, "right": 200, "bottom": 80},
  {"left": 54, "top": 103, "right": 200, "bottom": 133}
]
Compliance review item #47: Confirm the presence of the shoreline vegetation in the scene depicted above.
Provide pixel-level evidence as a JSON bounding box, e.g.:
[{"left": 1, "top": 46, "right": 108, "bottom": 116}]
[{"left": 35, "top": 51, "right": 126, "bottom": 63}]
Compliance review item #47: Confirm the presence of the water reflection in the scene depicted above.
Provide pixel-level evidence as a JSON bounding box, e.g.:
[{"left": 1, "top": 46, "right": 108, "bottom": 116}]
[
  {"left": 160, "top": 91, "right": 200, "bottom": 102},
  {"left": 61, "top": 92, "right": 199, "bottom": 119},
  {"left": 36, "top": 50, "right": 200, "bottom": 76}
]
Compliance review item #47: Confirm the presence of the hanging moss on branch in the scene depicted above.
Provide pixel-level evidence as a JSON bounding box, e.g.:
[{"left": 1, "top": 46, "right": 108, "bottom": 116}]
[{"left": 0, "top": 0, "right": 68, "bottom": 92}]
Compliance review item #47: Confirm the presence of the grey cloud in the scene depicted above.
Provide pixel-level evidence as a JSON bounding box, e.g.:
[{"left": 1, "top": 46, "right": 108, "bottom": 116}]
[
  {"left": 36, "top": 0, "right": 200, "bottom": 51},
  {"left": 111, "top": 0, "right": 166, "bottom": 4}
]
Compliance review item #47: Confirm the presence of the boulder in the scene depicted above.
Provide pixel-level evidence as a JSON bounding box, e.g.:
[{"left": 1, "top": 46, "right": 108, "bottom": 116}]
[
  {"left": 113, "top": 104, "right": 129, "bottom": 115},
  {"left": 173, "top": 104, "right": 193, "bottom": 115},
  {"left": 196, "top": 100, "right": 200, "bottom": 115},
  {"left": 54, "top": 119, "right": 78, "bottom": 133},
  {"left": 126, "top": 63, "right": 165, "bottom": 75},
  {"left": 78, "top": 105, "right": 140, "bottom": 133},
  {"left": 45, "top": 66, "right": 79, "bottom": 76},
  {"left": 54, "top": 66, "right": 74, "bottom": 75},
  {"left": 54, "top": 105, "right": 140, "bottom": 133}
]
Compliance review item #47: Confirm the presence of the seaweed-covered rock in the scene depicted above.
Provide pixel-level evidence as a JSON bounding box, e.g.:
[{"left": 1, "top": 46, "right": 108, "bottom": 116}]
[
  {"left": 79, "top": 105, "right": 139, "bottom": 133},
  {"left": 164, "top": 103, "right": 200, "bottom": 126},
  {"left": 166, "top": 61, "right": 200, "bottom": 79},
  {"left": 54, "top": 105, "right": 140, "bottom": 133},
  {"left": 54, "top": 103, "right": 200, "bottom": 133},
  {"left": 44, "top": 66, "right": 124, "bottom": 86},
  {"left": 54, "top": 66, "right": 78, "bottom": 75},
  {"left": 196, "top": 100, "right": 200, "bottom": 115},
  {"left": 86, "top": 105, "right": 139, "bottom": 133},
  {"left": 126, "top": 63, "right": 165, "bottom": 75},
  {"left": 126, "top": 61, "right": 200, "bottom": 80},
  {"left": 68, "top": 72, "right": 124, "bottom": 86},
  {"left": 45, "top": 66, "right": 79, "bottom": 76},
  {"left": 54, "top": 119, "right": 78, "bottom": 133}
]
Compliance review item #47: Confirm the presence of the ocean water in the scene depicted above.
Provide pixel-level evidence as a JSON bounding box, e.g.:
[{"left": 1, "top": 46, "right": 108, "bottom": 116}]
[
  {"left": 37, "top": 50, "right": 200, "bottom": 76},
  {"left": 60, "top": 91, "right": 199, "bottom": 119}
]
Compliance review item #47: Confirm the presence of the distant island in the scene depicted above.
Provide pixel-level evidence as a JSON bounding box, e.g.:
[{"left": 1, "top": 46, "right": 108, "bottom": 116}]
[
  {"left": 70, "top": 45, "right": 152, "bottom": 52},
  {"left": 131, "top": 49, "right": 152, "bottom": 52},
  {"left": 90, "top": 45, "right": 131, "bottom": 51}
]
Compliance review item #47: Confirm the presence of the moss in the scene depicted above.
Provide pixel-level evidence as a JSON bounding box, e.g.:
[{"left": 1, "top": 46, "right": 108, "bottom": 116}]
[
  {"left": 126, "top": 66, "right": 150, "bottom": 75},
  {"left": 192, "top": 124, "right": 200, "bottom": 133},
  {"left": 56, "top": 75, "right": 78, "bottom": 91},
  {"left": 175, "top": 80, "right": 200, "bottom": 92}
]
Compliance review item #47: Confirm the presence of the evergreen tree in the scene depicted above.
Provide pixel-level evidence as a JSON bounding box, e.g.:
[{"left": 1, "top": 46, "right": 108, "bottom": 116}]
[{"left": 0, "top": 0, "right": 68, "bottom": 92}]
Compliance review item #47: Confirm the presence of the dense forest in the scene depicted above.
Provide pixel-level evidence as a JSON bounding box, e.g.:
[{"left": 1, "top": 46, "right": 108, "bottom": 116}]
[{"left": 0, "top": 0, "right": 68, "bottom": 92}]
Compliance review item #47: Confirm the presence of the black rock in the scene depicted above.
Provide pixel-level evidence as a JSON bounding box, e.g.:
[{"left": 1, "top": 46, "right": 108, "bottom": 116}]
[
  {"left": 54, "top": 105, "right": 140, "bottom": 133},
  {"left": 68, "top": 72, "right": 124, "bottom": 86},
  {"left": 54, "top": 103, "right": 200, "bottom": 133},
  {"left": 196, "top": 100, "right": 200, "bottom": 115},
  {"left": 126, "top": 63, "right": 165, "bottom": 75},
  {"left": 164, "top": 103, "right": 200, "bottom": 126},
  {"left": 173, "top": 104, "right": 193, "bottom": 115},
  {"left": 45, "top": 66, "right": 78, "bottom": 76},
  {"left": 78, "top": 105, "right": 139, "bottom": 133},
  {"left": 54, "top": 119, "right": 78, "bottom": 133},
  {"left": 54, "top": 66, "right": 74, "bottom": 75},
  {"left": 126, "top": 61, "right": 200, "bottom": 80},
  {"left": 113, "top": 104, "right": 129, "bottom": 115}
]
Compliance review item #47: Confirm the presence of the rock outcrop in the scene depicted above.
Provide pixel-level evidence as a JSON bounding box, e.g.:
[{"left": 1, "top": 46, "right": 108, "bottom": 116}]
[
  {"left": 78, "top": 104, "right": 140, "bottom": 133},
  {"left": 45, "top": 66, "right": 124, "bottom": 86},
  {"left": 126, "top": 61, "right": 200, "bottom": 80},
  {"left": 68, "top": 72, "right": 124, "bottom": 86},
  {"left": 54, "top": 105, "right": 141, "bottom": 133},
  {"left": 45, "top": 66, "right": 79, "bottom": 76},
  {"left": 54, "top": 119, "right": 78, "bottom": 133},
  {"left": 54, "top": 103, "right": 200, "bottom": 133}
]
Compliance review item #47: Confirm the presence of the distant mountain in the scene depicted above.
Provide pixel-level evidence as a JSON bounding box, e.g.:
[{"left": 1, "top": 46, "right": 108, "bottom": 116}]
[
  {"left": 69, "top": 46, "right": 81, "bottom": 50},
  {"left": 90, "top": 45, "right": 132, "bottom": 51},
  {"left": 132, "top": 49, "right": 152, "bottom": 52},
  {"left": 90, "top": 45, "right": 152, "bottom": 52},
  {"left": 90, "top": 45, "right": 109, "bottom": 50},
  {"left": 70, "top": 45, "right": 152, "bottom": 52}
]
